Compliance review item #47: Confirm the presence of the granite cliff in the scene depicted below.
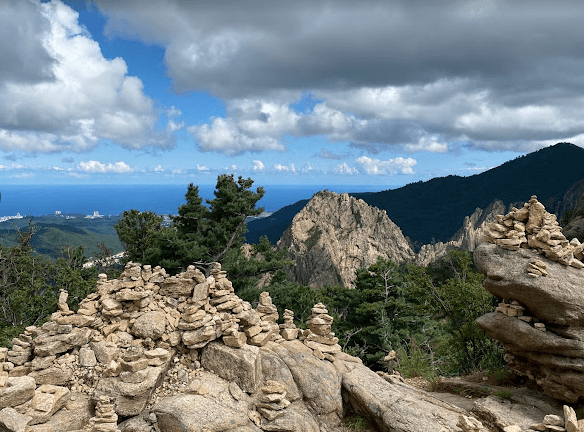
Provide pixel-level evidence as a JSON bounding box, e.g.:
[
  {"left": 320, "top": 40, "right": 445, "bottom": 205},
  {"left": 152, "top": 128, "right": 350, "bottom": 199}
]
[{"left": 277, "top": 191, "right": 507, "bottom": 288}]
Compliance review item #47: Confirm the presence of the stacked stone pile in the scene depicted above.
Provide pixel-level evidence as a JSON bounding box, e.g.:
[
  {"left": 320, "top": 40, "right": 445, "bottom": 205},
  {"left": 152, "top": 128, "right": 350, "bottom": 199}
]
[
  {"left": 88, "top": 395, "right": 120, "bottom": 432},
  {"left": 300, "top": 302, "right": 341, "bottom": 360},
  {"left": 0, "top": 258, "right": 478, "bottom": 432},
  {"left": 476, "top": 196, "right": 584, "bottom": 402},
  {"left": 279, "top": 309, "right": 298, "bottom": 341},
  {"left": 256, "top": 380, "right": 290, "bottom": 422},
  {"left": 483, "top": 195, "right": 584, "bottom": 270},
  {"left": 251, "top": 292, "right": 282, "bottom": 346}
]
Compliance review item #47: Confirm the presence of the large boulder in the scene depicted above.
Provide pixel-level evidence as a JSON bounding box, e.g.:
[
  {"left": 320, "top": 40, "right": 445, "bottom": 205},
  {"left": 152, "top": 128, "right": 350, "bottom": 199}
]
[
  {"left": 269, "top": 340, "right": 342, "bottom": 420},
  {"left": 342, "top": 362, "right": 467, "bottom": 432},
  {"left": 475, "top": 243, "right": 584, "bottom": 326},
  {"left": 201, "top": 341, "right": 262, "bottom": 393},
  {"left": 93, "top": 365, "right": 168, "bottom": 416},
  {"left": 475, "top": 240, "right": 584, "bottom": 401},
  {"left": 153, "top": 394, "right": 260, "bottom": 432},
  {"left": 131, "top": 311, "right": 166, "bottom": 340}
]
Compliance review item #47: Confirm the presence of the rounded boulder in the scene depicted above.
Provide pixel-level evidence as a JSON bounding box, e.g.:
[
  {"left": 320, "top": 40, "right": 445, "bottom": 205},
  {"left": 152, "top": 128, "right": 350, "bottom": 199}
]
[{"left": 132, "top": 311, "right": 166, "bottom": 340}]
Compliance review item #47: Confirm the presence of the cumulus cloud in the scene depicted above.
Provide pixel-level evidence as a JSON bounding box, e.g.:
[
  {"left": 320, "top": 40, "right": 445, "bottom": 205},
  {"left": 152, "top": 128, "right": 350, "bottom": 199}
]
[
  {"left": 92, "top": 0, "right": 584, "bottom": 153},
  {"left": 334, "top": 162, "right": 358, "bottom": 175},
  {"left": 253, "top": 160, "right": 265, "bottom": 171},
  {"left": 154, "top": 165, "right": 164, "bottom": 172},
  {"left": 0, "top": 0, "right": 175, "bottom": 153},
  {"left": 188, "top": 117, "right": 285, "bottom": 155},
  {"left": 78, "top": 160, "right": 134, "bottom": 173},
  {"left": 274, "top": 163, "right": 296, "bottom": 173},
  {"left": 355, "top": 156, "right": 417, "bottom": 175}
]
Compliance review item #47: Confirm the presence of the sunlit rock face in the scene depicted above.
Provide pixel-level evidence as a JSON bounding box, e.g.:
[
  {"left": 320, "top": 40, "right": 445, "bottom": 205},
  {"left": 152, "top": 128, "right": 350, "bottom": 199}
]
[{"left": 475, "top": 196, "right": 584, "bottom": 402}]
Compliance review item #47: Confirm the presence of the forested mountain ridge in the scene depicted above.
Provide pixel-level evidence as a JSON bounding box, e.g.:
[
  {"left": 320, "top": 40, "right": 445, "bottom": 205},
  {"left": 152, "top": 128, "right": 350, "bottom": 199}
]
[
  {"left": 0, "top": 213, "right": 123, "bottom": 259},
  {"left": 248, "top": 142, "right": 584, "bottom": 245}
]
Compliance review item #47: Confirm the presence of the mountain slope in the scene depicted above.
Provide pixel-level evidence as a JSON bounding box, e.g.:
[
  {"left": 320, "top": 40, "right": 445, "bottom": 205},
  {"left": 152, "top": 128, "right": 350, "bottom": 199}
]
[
  {"left": 353, "top": 142, "right": 584, "bottom": 244},
  {"left": 247, "top": 142, "right": 584, "bottom": 246},
  {"left": 277, "top": 191, "right": 415, "bottom": 287}
]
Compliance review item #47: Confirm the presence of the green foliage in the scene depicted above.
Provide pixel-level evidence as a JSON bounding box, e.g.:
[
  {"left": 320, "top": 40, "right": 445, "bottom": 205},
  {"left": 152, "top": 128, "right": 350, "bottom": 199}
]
[
  {"left": 488, "top": 368, "right": 511, "bottom": 381},
  {"left": 395, "top": 339, "right": 437, "bottom": 382},
  {"left": 115, "top": 175, "right": 265, "bottom": 275},
  {"left": 333, "top": 257, "right": 440, "bottom": 365},
  {"left": 347, "top": 413, "right": 370, "bottom": 431},
  {"left": 411, "top": 250, "right": 504, "bottom": 375},
  {"left": 0, "top": 215, "right": 123, "bottom": 259},
  {"left": 494, "top": 390, "right": 513, "bottom": 400},
  {"left": 115, "top": 209, "right": 163, "bottom": 264},
  {"left": 0, "top": 223, "right": 99, "bottom": 345},
  {"left": 223, "top": 236, "right": 293, "bottom": 294},
  {"left": 304, "top": 226, "right": 322, "bottom": 251}
]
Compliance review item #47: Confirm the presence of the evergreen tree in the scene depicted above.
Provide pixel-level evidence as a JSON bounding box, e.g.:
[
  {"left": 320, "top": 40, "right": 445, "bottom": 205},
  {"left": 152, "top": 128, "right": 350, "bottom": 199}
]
[
  {"left": 114, "top": 174, "right": 266, "bottom": 274},
  {"left": 0, "top": 223, "right": 99, "bottom": 345},
  {"left": 114, "top": 210, "right": 163, "bottom": 264}
]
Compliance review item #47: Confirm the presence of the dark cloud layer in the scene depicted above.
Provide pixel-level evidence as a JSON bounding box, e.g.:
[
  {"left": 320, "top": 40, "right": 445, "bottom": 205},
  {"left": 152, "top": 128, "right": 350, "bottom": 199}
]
[
  {"left": 95, "top": 0, "right": 584, "bottom": 99},
  {"left": 0, "top": 0, "right": 55, "bottom": 85}
]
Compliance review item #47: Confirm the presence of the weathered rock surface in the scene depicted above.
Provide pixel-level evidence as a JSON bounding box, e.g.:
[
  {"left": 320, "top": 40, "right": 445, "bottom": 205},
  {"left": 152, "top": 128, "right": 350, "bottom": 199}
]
[
  {"left": 277, "top": 191, "right": 416, "bottom": 287},
  {"left": 476, "top": 196, "right": 584, "bottom": 402},
  {"left": 342, "top": 362, "right": 467, "bottom": 432},
  {"left": 1, "top": 257, "right": 554, "bottom": 431},
  {"left": 277, "top": 191, "right": 510, "bottom": 287}
]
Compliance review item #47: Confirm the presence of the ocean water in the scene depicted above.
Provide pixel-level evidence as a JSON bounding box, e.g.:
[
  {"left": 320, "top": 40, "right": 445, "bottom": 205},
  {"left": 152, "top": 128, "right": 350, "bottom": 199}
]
[{"left": 0, "top": 184, "right": 390, "bottom": 218}]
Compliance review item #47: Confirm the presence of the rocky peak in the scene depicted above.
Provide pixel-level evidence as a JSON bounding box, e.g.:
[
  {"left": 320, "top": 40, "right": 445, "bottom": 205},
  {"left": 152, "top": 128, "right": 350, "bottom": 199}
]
[
  {"left": 277, "top": 191, "right": 416, "bottom": 288},
  {"left": 475, "top": 195, "right": 584, "bottom": 403}
]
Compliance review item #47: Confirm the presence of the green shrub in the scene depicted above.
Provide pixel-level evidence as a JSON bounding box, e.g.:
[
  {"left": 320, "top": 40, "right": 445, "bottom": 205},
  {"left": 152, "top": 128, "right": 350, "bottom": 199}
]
[
  {"left": 494, "top": 390, "right": 513, "bottom": 400},
  {"left": 347, "top": 413, "right": 370, "bottom": 431},
  {"left": 395, "top": 339, "right": 437, "bottom": 382}
]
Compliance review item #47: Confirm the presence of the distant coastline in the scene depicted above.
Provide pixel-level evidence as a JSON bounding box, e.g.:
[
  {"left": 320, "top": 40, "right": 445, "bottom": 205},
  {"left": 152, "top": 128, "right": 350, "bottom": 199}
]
[{"left": 0, "top": 184, "right": 389, "bottom": 218}]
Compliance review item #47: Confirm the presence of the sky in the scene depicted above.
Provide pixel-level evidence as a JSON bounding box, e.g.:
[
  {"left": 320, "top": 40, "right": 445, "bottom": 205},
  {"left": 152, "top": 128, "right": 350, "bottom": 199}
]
[{"left": 1, "top": 0, "right": 584, "bottom": 186}]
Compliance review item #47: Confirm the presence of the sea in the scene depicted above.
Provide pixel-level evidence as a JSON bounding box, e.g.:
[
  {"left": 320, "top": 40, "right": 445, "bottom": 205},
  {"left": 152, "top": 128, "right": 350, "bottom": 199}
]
[{"left": 0, "top": 184, "right": 391, "bottom": 218}]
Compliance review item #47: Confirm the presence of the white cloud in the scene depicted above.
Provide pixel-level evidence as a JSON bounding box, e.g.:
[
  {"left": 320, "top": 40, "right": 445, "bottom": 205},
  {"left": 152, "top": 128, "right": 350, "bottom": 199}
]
[
  {"left": 0, "top": 0, "right": 174, "bottom": 153},
  {"left": 78, "top": 160, "right": 134, "bottom": 173},
  {"left": 154, "top": 165, "right": 164, "bottom": 172},
  {"left": 253, "top": 160, "right": 265, "bottom": 171},
  {"left": 355, "top": 156, "right": 417, "bottom": 175},
  {"left": 274, "top": 163, "right": 296, "bottom": 173},
  {"left": 334, "top": 162, "right": 358, "bottom": 175},
  {"left": 188, "top": 117, "right": 285, "bottom": 155},
  {"left": 196, "top": 164, "right": 209, "bottom": 171}
]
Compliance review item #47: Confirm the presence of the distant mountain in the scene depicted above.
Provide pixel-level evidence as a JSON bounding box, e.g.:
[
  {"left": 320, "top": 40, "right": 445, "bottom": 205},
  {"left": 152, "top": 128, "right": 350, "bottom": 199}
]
[
  {"left": 245, "top": 199, "right": 310, "bottom": 244},
  {"left": 0, "top": 214, "right": 123, "bottom": 259},
  {"left": 247, "top": 142, "right": 584, "bottom": 245}
]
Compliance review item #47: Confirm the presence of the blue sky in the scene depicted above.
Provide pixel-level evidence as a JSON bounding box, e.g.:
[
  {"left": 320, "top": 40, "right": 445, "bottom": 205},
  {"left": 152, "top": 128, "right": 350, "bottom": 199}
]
[{"left": 1, "top": 0, "right": 584, "bottom": 186}]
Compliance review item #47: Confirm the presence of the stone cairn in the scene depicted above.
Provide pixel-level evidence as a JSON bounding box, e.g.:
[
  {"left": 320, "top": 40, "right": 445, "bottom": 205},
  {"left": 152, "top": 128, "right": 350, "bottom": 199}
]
[
  {"left": 88, "top": 395, "right": 119, "bottom": 432},
  {"left": 279, "top": 309, "right": 298, "bottom": 341},
  {"left": 0, "top": 260, "right": 360, "bottom": 431},
  {"left": 251, "top": 292, "right": 281, "bottom": 346},
  {"left": 484, "top": 195, "right": 584, "bottom": 270},
  {"left": 256, "top": 380, "right": 291, "bottom": 422},
  {"left": 300, "top": 302, "right": 341, "bottom": 361},
  {"left": 484, "top": 195, "right": 584, "bottom": 333}
]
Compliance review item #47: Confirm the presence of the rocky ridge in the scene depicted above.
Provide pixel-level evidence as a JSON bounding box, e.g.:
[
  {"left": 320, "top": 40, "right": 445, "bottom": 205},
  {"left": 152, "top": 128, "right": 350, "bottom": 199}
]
[
  {"left": 277, "top": 191, "right": 507, "bottom": 288},
  {"left": 0, "top": 260, "right": 486, "bottom": 432},
  {"left": 475, "top": 196, "right": 584, "bottom": 404},
  {"left": 277, "top": 191, "right": 416, "bottom": 287}
]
